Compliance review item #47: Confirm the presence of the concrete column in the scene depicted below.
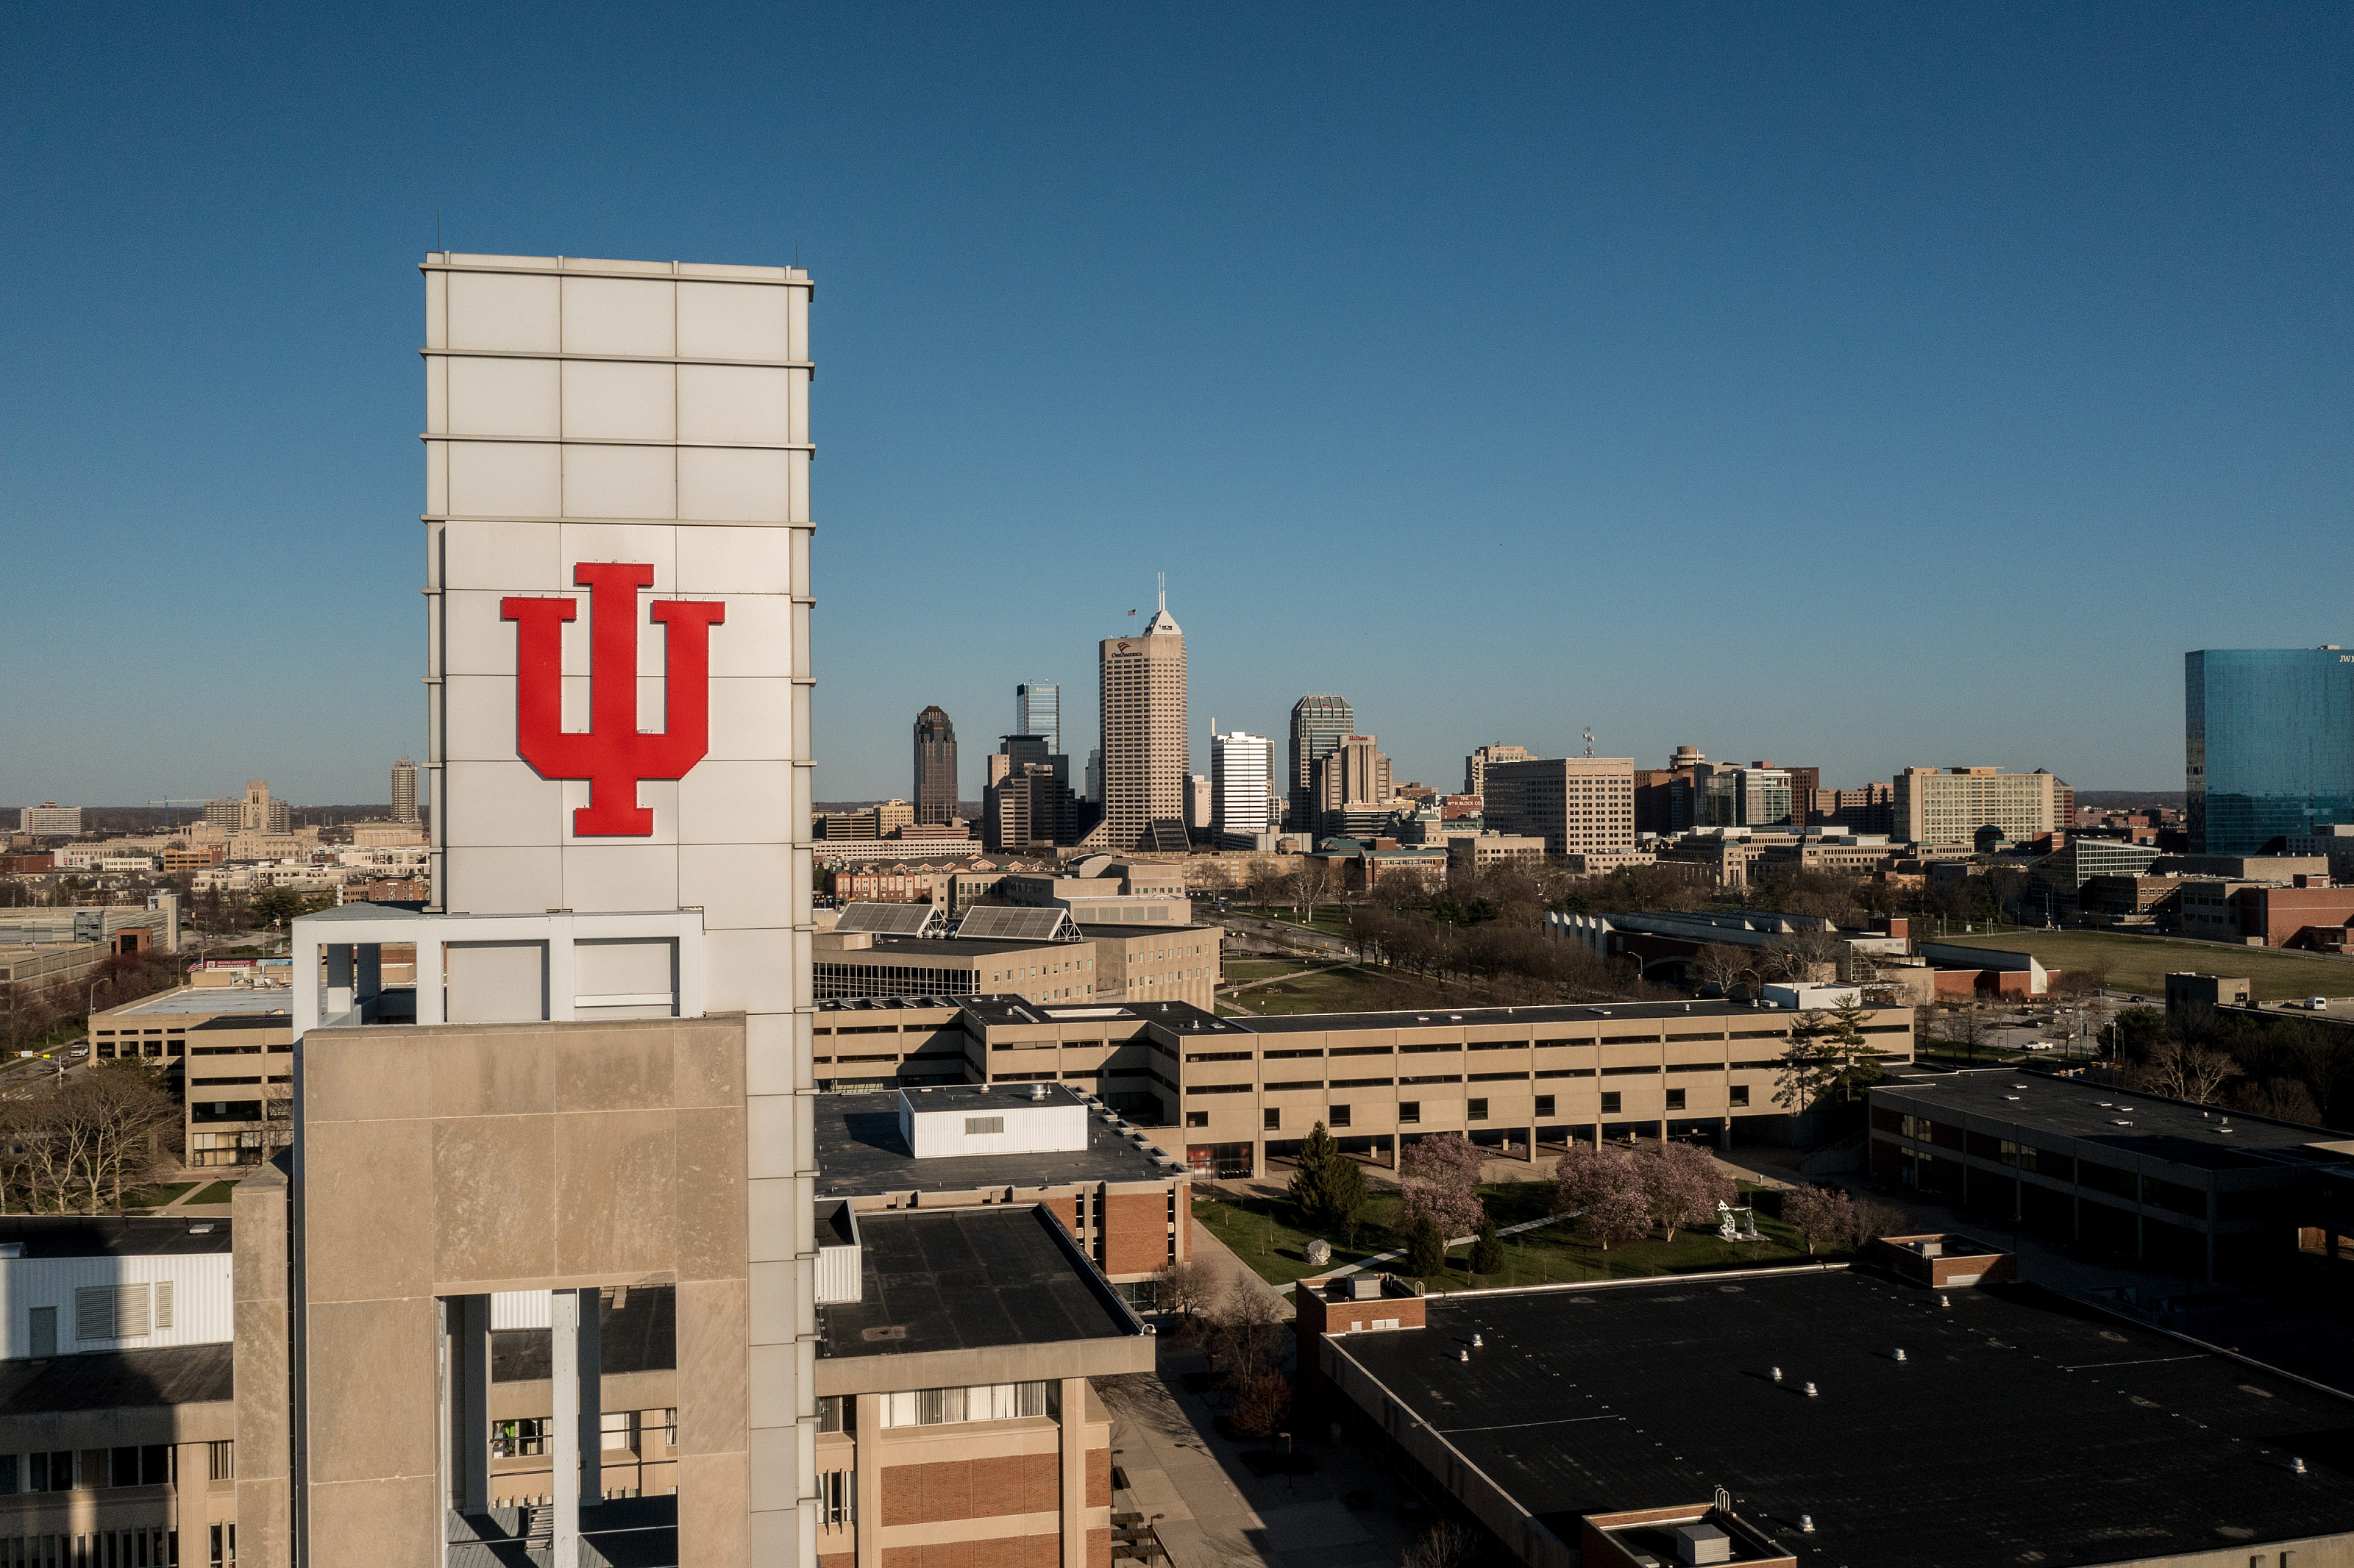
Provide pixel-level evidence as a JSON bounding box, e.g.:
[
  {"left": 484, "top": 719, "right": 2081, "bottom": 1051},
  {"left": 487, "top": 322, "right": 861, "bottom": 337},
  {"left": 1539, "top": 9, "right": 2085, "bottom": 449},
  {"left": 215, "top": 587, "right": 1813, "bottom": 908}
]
[
  {"left": 324, "top": 944, "right": 353, "bottom": 1020},
  {"left": 355, "top": 943, "right": 382, "bottom": 1017},
  {"left": 853, "top": 1396, "right": 883, "bottom": 1568},
  {"left": 1718, "top": 1116, "right": 1732, "bottom": 1152},
  {"left": 1525, "top": 1125, "right": 1538, "bottom": 1163},
  {"left": 1252, "top": 1138, "right": 1265, "bottom": 1180},
  {"left": 1059, "top": 1377, "right": 1088, "bottom": 1568},
  {"left": 452, "top": 1294, "right": 491, "bottom": 1514},
  {"left": 1590, "top": 1120, "right": 1602, "bottom": 1150},
  {"left": 1389, "top": 1135, "right": 1400, "bottom": 1171},
  {"left": 553, "top": 1289, "right": 583, "bottom": 1568},
  {"left": 413, "top": 938, "right": 446, "bottom": 1025}
]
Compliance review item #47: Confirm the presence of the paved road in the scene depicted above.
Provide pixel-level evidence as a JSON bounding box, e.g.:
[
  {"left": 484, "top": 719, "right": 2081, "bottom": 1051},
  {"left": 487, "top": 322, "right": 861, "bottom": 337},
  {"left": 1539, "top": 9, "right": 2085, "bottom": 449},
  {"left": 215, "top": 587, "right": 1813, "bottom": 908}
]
[{"left": 1218, "top": 914, "right": 1356, "bottom": 958}]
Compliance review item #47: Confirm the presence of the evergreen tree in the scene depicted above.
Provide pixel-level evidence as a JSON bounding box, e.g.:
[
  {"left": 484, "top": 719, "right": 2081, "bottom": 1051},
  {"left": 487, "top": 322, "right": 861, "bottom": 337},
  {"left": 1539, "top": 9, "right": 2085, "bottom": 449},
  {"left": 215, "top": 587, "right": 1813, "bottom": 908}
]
[
  {"left": 1469, "top": 1214, "right": 1504, "bottom": 1275},
  {"left": 1407, "top": 1214, "right": 1447, "bottom": 1277},
  {"left": 1286, "top": 1121, "right": 1366, "bottom": 1228}
]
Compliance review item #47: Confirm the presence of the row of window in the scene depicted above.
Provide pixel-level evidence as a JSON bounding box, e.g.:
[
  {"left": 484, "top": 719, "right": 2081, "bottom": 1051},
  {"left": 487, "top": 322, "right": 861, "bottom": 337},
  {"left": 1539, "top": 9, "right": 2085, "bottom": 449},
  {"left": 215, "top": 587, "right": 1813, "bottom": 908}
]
[
  {"left": 0, "top": 1443, "right": 224, "bottom": 1495},
  {"left": 1185, "top": 1086, "right": 1754, "bottom": 1131},
  {"left": 0, "top": 1527, "right": 202, "bottom": 1568},
  {"left": 876, "top": 1380, "right": 1055, "bottom": 1428},
  {"left": 490, "top": 1411, "right": 669, "bottom": 1458}
]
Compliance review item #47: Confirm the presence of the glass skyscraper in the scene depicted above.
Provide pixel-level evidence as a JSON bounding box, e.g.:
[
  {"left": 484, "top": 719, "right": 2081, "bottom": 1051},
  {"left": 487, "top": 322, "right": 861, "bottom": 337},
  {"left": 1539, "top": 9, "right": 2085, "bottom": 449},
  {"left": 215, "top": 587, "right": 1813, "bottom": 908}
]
[
  {"left": 1015, "top": 681, "right": 1061, "bottom": 758},
  {"left": 2186, "top": 649, "right": 2354, "bottom": 854}
]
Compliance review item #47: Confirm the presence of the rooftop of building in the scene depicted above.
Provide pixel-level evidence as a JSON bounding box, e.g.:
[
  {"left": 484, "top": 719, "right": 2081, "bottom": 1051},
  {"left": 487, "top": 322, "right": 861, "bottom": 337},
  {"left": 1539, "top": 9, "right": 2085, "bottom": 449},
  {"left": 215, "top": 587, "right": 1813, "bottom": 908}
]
[
  {"left": 1875, "top": 1067, "right": 2354, "bottom": 1169},
  {"left": 1329, "top": 1269, "right": 2354, "bottom": 1567},
  {"left": 104, "top": 988, "right": 294, "bottom": 1019},
  {"left": 816, "top": 996, "right": 968, "bottom": 1016},
  {"left": 0, "top": 1216, "right": 234, "bottom": 1258},
  {"left": 814, "top": 1088, "right": 1181, "bottom": 1198},
  {"left": 1237, "top": 997, "right": 1875, "bottom": 1036},
  {"left": 816, "top": 1205, "right": 1142, "bottom": 1361},
  {"left": 953, "top": 996, "right": 1245, "bottom": 1032},
  {"left": 491, "top": 1287, "right": 675, "bottom": 1382},
  {"left": 0, "top": 1343, "right": 234, "bottom": 1417}
]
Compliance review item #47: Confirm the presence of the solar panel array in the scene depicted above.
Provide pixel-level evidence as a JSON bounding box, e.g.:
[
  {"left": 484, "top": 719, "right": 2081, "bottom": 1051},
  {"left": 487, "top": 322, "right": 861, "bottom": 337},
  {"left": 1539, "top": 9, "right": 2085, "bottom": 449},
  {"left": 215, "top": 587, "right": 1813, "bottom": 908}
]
[
  {"left": 953, "top": 905, "right": 1077, "bottom": 943},
  {"left": 833, "top": 902, "right": 945, "bottom": 937}
]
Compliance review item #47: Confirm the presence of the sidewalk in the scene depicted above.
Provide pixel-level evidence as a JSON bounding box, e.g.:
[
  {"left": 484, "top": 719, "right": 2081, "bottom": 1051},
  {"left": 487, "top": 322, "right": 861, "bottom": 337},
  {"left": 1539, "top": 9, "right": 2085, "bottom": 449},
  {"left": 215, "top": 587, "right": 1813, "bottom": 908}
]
[{"left": 1100, "top": 1341, "right": 1416, "bottom": 1568}]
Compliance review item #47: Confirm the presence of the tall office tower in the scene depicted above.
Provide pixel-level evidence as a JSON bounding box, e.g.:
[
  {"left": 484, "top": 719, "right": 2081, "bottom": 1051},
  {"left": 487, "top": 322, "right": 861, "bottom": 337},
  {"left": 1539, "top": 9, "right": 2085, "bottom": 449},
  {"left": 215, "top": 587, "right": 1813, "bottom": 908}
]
[
  {"left": 1098, "top": 580, "right": 1189, "bottom": 851},
  {"left": 1186, "top": 774, "right": 1213, "bottom": 833},
  {"left": 2188, "top": 649, "right": 2354, "bottom": 854},
  {"left": 1485, "top": 757, "right": 1639, "bottom": 864},
  {"left": 1211, "top": 729, "right": 1274, "bottom": 844},
  {"left": 1702, "top": 763, "right": 1794, "bottom": 827},
  {"left": 241, "top": 780, "right": 289, "bottom": 834},
  {"left": 1893, "top": 766, "right": 2066, "bottom": 847},
  {"left": 391, "top": 756, "right": 420, "bottom": 823},
  {"left": 913, "top": 705, "right": 959, "bottom": 824},
  {"left": 1085, "top": 748, "right": 1103, "bottom": 803},
  {"left": 203, "top": 797, "right": 243, "bottom": 834},
  {"left": 1462, "top": 744, "right": 1532, "bottom": 799},
  {"left": 1313, "top": 734, "right": 1394, "bottom": 837},
  {"left": 1287, "top": 695, "right": 1355, "bottom": 832},
  {"left": 254, "top": 252, "right": 817, "bottom": 1568},
  {"left": 1014, "top": 681, "right": 1061, "bottom": 758}
]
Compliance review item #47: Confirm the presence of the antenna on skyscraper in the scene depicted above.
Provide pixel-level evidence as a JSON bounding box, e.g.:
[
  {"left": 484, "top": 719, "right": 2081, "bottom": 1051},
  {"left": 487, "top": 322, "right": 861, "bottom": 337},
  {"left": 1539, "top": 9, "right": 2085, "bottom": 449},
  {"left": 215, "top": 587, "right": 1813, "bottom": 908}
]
[
  {"left": 1157, "top": 571, "right": 1166, "bottom": 614},
  {"left": 1583, "top": 727, "right": 1596, "bottom": 758}
]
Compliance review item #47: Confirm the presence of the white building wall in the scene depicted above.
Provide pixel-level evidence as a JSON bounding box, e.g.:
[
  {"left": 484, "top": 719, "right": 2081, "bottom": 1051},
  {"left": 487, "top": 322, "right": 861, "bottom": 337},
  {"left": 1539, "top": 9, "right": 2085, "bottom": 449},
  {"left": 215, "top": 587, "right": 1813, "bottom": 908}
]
[
  {"left": 0, "top": 1254, "right": 233, "bottom": 1359},
  {"left": 423, "top": 252, "right": 817, "bottom": 1566},
  {"left": 1212, "top": 730, "right": 1273, "bottom": 838},
  {"left": 900, "top": 1099, "right": 1088, "bottom": 1158}
]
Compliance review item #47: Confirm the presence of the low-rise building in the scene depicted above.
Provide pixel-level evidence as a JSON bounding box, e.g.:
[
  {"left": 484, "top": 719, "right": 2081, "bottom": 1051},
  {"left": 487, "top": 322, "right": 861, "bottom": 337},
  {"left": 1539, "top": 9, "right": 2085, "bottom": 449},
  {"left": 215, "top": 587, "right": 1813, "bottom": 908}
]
[
  {"left": 1444, "top": 835, "right": 1546, "bottom": 874},
  {"left": 813, "top": 907, "right": 1221, "bottom": 1011},
  {"left": 93, "top": 988, "right": 296, "bottom": 1171},
  {"left": 1868, "top": 1066, "right": 2354, "bottom": 1280}
]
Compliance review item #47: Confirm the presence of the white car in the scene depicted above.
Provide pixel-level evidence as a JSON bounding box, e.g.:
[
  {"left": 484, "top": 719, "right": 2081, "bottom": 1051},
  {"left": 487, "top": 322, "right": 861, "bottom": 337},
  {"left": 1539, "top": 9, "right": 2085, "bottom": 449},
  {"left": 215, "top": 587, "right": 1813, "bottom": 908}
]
[{"left": 2307, "top": 997, "right": 2331, "bottom": 1011}]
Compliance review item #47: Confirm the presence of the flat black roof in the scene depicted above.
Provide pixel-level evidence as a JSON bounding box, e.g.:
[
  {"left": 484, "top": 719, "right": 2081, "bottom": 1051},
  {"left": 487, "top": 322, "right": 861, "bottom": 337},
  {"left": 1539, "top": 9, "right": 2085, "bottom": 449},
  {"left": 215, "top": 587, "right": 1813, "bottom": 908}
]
[
  {"left": 1877, "top": 1069, "right": 2354, "bottom": 1170},
  {"left": 492, "top": 1286, "right": 675, "bottom": 1382},
  {"left": 817, "top": 1206, "right": 1139, "bottom": 1361},
  {"left": 1330, "top": 1271, "right": 2354, "bottom": 1565},
  {"left": 0, "top": 1343, "right": 233, "bottom": 1416},
  {"left": 814, "top": 1089, "right": 1178, "bottom": 1197},
  {"left": 0, "top": 1216, "right": 232, "bottom": 1258},
  {"left": 1239, "top": 999, "right": 1824, "bottom": 1035}
]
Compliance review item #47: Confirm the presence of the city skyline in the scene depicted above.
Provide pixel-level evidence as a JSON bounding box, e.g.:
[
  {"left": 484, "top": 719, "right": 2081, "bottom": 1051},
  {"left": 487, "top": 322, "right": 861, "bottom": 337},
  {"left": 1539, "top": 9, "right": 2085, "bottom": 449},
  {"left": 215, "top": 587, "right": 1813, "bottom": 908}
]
[{"left": 7, "top": 9, "right": 2350, "bottom": 804}]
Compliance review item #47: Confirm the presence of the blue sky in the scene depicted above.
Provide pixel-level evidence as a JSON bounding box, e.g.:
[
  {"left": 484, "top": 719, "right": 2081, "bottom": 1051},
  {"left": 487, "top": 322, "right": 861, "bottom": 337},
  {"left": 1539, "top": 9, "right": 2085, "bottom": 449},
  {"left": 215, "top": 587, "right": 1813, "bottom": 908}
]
[{"left": 3, "top": 4, "right": 2347, "bottom": 807}]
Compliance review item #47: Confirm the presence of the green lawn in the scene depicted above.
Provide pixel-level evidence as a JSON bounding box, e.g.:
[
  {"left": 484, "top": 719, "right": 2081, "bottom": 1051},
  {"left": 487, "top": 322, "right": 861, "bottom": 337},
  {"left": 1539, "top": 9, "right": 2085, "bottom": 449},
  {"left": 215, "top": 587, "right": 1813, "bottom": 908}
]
[
  {"left": 1194, "top": 1177, "right": 1834, "bottom": 1291},
  {"left": 1932, "top": 929, "right": 2354, "bottom": 1002},
  {"left": 119, "top": 1181, "right": 198, "bottom": 1213},
  {"left": 188, "top": 1181, "right": 240, "bottom": 1205},
  {"left": 1232, "top": 905, "right": 1356, "bottom": 938}
]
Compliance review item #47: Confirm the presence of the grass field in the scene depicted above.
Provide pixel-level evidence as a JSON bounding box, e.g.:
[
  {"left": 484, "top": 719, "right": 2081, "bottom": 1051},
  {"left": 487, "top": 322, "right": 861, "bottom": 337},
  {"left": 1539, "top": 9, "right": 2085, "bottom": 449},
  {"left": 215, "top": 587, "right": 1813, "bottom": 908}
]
[
  {"left": 1193, "top": 1177, "right": 1832, "bottom": 1291},
  {"left": 1932, "top": 929, "right": 2354, "bottom": 1001},
  {"left": 1217, "top": 962, "right": 1459, "bottom": 1017},
  {"left": 188, "top": 1181, "right": 239, "bottom": 1205},
  {"left": 120, "top": 1181, "right": 198, "bottom": 1213}
]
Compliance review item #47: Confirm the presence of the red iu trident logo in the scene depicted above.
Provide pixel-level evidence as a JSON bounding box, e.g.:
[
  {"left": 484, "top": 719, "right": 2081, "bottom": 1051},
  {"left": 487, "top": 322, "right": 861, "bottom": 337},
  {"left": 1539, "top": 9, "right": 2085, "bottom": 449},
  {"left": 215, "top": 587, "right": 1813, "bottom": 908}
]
[{"left": 501, "top": 563, "right": 726, "bottom": 836}]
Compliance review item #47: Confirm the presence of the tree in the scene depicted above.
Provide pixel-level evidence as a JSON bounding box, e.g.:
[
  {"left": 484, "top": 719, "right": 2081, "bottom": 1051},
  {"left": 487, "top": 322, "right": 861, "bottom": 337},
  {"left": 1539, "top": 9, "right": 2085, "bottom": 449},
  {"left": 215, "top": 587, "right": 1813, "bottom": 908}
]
[
  {"left": 1469, "top": 1214, "right": 1505, "bottom": 1275},
  {"left": 1633, "top": 1141, "right": 1733, "bottom": 1242},
  {"left": 1205, "top": 1278, "right": 1285, "bottom": 1386},
  {"left": 1399, "top": 1133, "right": 1484, "bottom": 1239},
  {"left": 1151, "top": 1258, "right": 1213, "bottom": 1323},
  {"left": 1230, "top": 1372, "right": 1293, "bottom": 1444},
  {"left": 1406, "top": 1214, "right": 1447, "bottom": 1277},
  {"left": 1772, "top": 1013, "right": 1841, "bottom": 1114},
  {"left": 1821, "top": 999, "right": 1891, "bottom": 1101},
  {"left": 1554, "top": 1144, "right": 1651, "bottom": 1250},
  {"left": 1946, "top": 1001, "right": 1994, "bottom": 1063},
  {"left": 1403, "top": 1522, "right": 1476, "bottom": 1568},
  {"left": 1286, "top": 1121, "right": 1367, "bottom": 1229},
  {"left": 1782, "top": 1184, "right": 1856, "bottom": 1258},
  {"left": 2127, "top": 1036, "right": 2239, "bottom": 1105},
  {"left": 1849, "top": 1198, "right": 1907, "bottom": 1246},
  {"left": 1693, "top": 943, "right": 1749, "bottom": 997}
]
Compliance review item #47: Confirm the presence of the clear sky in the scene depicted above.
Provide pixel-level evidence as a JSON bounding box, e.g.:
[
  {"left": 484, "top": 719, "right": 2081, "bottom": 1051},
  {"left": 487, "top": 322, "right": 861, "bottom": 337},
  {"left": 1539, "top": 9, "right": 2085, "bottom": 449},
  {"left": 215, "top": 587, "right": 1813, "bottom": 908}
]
[{"left": 4, "top": 4, "right": 2347, "bottom": 808}]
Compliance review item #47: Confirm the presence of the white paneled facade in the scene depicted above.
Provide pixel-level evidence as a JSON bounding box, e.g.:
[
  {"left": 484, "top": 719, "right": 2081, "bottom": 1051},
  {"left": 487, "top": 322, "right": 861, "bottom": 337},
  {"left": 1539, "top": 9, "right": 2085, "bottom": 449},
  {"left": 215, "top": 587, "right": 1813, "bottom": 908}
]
[
  {"left": 1, "top": 1253, "right": 232, "bottom": 1359},
  {"left": 422, "top": 252, "right": 817, "bottom": 1566}
]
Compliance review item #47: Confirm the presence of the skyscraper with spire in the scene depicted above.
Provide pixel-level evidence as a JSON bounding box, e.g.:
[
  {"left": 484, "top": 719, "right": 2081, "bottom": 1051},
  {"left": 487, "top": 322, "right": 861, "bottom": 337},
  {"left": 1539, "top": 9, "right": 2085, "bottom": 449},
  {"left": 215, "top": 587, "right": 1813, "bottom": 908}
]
[{"left": 1097, "top": 576, "right": 1189, "bottom": 851}]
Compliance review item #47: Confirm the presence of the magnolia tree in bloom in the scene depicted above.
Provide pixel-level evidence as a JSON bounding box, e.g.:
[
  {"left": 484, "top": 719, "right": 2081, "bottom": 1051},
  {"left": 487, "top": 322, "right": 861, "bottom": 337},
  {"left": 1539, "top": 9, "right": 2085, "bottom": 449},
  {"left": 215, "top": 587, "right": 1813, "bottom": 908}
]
[
  {"left": 1554, "top": 1138, "right": 1736, "bottom": 1247},
  {"left": 1399, "top": 1131, "right": 1486, "bottom": 1239}
]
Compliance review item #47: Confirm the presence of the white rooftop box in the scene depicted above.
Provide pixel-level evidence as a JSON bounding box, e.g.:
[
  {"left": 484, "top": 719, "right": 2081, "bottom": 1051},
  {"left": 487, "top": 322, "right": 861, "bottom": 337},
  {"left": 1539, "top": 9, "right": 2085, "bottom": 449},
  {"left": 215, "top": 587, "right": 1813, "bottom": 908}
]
[{"left": 898, "top": 1083, "right": 1089, "bottom": 1159}]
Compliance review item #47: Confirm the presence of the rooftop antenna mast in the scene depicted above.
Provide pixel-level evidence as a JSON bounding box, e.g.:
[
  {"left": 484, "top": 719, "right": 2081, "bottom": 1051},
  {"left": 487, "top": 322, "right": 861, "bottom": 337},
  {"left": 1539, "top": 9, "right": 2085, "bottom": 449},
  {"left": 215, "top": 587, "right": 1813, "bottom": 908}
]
[
  {"left": 1157, "top": 571, "right": 1166, "bottom": 616},
  {"left": 1582, "top": 726, "right": 1596, "bottom": 759}
]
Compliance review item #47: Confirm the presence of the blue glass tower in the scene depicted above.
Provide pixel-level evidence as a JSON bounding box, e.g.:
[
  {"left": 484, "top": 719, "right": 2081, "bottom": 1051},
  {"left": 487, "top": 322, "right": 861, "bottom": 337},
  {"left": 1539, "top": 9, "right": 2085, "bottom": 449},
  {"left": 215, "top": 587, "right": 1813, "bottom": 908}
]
[{"left": 2186, "top": 649, "right": 2354, "bottom": 854}]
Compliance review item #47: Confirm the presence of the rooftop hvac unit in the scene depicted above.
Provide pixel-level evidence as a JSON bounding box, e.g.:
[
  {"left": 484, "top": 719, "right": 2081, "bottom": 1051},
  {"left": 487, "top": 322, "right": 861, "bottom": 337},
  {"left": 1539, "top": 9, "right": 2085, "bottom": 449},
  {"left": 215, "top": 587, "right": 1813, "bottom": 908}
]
[{"left": 1674, "top": 1522, "right": 1733, "bottom": 1566}]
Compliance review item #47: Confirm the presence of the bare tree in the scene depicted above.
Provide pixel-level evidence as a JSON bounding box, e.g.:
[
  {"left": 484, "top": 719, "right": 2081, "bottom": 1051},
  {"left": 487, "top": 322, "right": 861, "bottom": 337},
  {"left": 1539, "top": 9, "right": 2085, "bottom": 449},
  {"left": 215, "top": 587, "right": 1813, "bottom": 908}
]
[
  {"left": 1782, "top": 1185, "right": 1856, "bottom": 1258},
  {"left": 1693, "top": 943, "right": 1749, "bottom": 996},
  {"left": 2127, "top": 1036, "right": 2239, "bottom": 1105},
  {"left": 1403, "top": 1522, "right": 1476, "bottom": 1568},
  {"left": 1204, "top": 1278, "right": 1285, "bottom": 1389},
  {"left": 1151, "top": 1258, "right": 1214, "bottom": 1323}
]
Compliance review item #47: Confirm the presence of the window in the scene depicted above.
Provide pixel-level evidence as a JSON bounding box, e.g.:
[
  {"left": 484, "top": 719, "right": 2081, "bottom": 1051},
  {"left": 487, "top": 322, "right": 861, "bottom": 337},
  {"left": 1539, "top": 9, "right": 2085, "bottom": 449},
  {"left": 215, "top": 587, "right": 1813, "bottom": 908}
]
[
  {"left": 207, "top": 1441, "right": 234, "bottom": 1481},
  {"left": 1534, "top": 1095, "right": 1555, "bottom": 1118},
  {"left": 493, "top": 1419, "right": 547, "bottom": 1458},
  {"left": 77, "top": 1284, "right": 152, "bottom": 1341},
  {"left": 601, "top": 1411, "right": 638, "bottom": 1453},
  {"left": 1468, "top": 1099, "right": 1488, "bottom": 1121},
  {"left": 29, "top": 1305, "right": 55, "bottom": 1358},
  {"left": 1185, "top": 1111, "right": 1208, "bottom": 1128},
  {"left": 1665, "top": 1088, "right": 1687, "bottom": 1111},
  {"left": 1729, "top": 1085, "right": 1749, "bottom": 1107},
  {"left": 819, "top": 1469, "right": 854, "bottom": 1528},
  {"left": 817, "top": 1395, "right": 851, "bottom": 1434},
  {"left": 29, "top": 1450, "right": 72, "bottom": 1492},
  {"left": 964, "top": 1116, "right": 1005, "bottom": 1136},
  {"left": 1329, "top": 1105, "right": 1351, "bottom": 1128},
  {"left": 882, "top": 1381, "right": 1053, "bottom": 1428},
  {"left": 1601, "top": 1092, "right": 1622, "bottom": 1115},
  {"left": 210, "top": 1523, "right": 236, "bottom": 1567}
]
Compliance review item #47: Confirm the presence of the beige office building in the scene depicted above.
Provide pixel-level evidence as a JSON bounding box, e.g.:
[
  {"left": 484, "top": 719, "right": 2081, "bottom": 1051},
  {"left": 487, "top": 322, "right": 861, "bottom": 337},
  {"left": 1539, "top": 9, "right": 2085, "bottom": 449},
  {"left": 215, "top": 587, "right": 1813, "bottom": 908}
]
[
  {"left": 1313, "top": 735, "right": 1393, "bottom": 835},
  {"left": 1095, "top": 585, "right": 1187, "bottom": 852},
  {"left": 1462, "top": 744, "right": 1531, "bottom": 799},
  {"left": 1482, "top": 758, "right": 1638, "bottom": 863},
  {"left": 1894, "top": 766, "right": 2064, "bottom": 847}
]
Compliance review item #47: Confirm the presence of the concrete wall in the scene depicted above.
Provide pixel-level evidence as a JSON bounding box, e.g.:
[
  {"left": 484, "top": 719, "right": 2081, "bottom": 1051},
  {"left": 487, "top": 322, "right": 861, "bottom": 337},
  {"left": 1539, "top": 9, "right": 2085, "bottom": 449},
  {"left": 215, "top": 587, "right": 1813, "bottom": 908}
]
[{"left": 272, "top": 1014, "right": 748, "bottom": 1568}]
